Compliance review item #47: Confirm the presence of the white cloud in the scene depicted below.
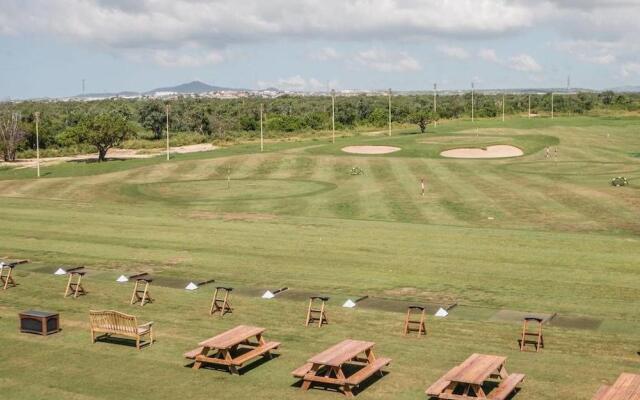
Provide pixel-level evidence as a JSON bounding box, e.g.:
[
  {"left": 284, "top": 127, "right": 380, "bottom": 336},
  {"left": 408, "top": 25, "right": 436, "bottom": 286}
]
[
  {"left": 437, "top": 45, "right": 470, "bottom": 60},
  {"left": 150, "top": 50, "right": 226, "bottom": 68},
  {"left": 310, "top": 47, "right": 340, "bottom": 61},
  {"left": 477, "top": 49, "right": 543, "bottom": 73},
  {"left": 478, "top": 49, "right": 499, "bottom": 63},
  {"left": 0, "top": 0, "right": 538, "bottom": 51},
  {"left": 257, "top": 76, "right": 335, "bottom": 91},
  {"left": 621, "top": 63, "right": 640, "bottom": 77},
  {"left": 509, "top": 54, "right": 543, "bottom": 72},
  {"left": 1, "top": 0, "right": 639, "bottom": 74},
  {"left": 352, "top": 49, "right": 421, "bottom": 72}
]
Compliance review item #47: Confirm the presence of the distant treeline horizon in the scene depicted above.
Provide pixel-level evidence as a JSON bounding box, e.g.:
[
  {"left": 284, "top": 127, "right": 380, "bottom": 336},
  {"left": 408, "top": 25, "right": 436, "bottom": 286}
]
[{"left": 1, "top": 91, "right": 639, "bottom": 159}]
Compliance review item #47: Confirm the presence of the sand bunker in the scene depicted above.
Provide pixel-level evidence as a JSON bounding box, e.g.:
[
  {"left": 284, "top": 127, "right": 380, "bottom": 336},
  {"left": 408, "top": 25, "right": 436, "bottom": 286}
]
[
  {"left": 440, "top": 145, "right": 523, "bottom": 159},
  {"left": 342, "top": 145, "right": 401, "bottom": 155}
]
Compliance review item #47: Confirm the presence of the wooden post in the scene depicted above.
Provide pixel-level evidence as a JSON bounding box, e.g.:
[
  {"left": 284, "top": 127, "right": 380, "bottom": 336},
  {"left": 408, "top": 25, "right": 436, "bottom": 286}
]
[
  {"left": 502, "top": 93, "right": 505, "bottom": 122},
  {"left": 260, "top": 103, "right": 264, "bottom": 152},
  {"left": 35, "top": 112, "right": 40, "bottom": 178},
  {"left": 471, "top": 82, "right": 475, "bottom": 122},
  {"left": 165, "top": 104, "right": 170, "bottom": 160},
  {"left": 331, "top": 89, "right": 335, "bottom": 144},
  {"left": 433, "top": 83, "right": 437, "bottom": 127},
  {"left": 388, "top": 88, "right": 392, "bottom": 136}
]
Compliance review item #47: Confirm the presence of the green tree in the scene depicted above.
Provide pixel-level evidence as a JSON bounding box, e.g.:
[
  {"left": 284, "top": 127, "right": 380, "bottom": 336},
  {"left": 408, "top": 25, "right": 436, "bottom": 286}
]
[
  {"left": 410, "top": 110, "right": 431, "bottom": 133},
  {"left": 138, "top": 101, "right": 165, "bottom": 139},
  {"left": 75, "top": 112, "right": 135, "bottom": 161}
]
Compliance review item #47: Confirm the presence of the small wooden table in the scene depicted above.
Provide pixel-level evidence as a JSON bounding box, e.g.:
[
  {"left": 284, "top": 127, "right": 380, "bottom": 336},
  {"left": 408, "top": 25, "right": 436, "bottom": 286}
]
[
  {"left": 426, "top": 354, "right": 525, "bottom": 400},
  {"left": 592, "top": 373, "right": 640, "bottom": 400},
  {"left": 184, "top": 325, "right": 280, "bottom": 374},
  {"left": 293, "top": 339, "right": 391, "bottom": 397},
  {"left": 19, "top": 310, "right": 60, "bottom": 335}
]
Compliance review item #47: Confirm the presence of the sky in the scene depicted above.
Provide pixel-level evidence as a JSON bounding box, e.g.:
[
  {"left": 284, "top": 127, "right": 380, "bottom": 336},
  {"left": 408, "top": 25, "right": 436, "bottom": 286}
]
[{"left": 1, "top": 0, "right": 640, "bottom": 99}]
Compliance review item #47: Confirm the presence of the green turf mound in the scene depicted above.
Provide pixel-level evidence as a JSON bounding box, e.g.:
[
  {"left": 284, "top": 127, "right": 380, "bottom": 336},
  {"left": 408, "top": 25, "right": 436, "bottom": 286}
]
[{"left": 127, "top": 178, "right": 337, "bottom": 204}]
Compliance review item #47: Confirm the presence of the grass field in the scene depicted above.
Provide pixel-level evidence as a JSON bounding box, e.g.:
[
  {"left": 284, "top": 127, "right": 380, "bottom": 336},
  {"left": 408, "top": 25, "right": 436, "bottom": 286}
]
[{"left": 1, "top": 116, "right": 639, "bottom": 400}]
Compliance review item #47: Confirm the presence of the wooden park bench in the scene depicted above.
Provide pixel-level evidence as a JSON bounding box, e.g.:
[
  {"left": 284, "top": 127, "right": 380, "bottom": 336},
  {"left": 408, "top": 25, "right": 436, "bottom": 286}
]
[
  {"left": 425, "top": 354, "right": 524, "bottom": 399},
  {"left": 89, "top": 310, "right": 154, "bottom": 350},
  {"left": 184, "top": 325, "right": 279, "bottom": 374},
  {"left": 592, "top": 373, "right": 640, "bottom": 400},
  {"left": 293, "top": 339, "right": 391, "bottom": 397}
]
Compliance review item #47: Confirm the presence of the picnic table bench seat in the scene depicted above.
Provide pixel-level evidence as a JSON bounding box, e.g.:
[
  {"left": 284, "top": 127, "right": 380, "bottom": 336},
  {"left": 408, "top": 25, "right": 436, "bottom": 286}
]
[
  {"left": 592, "top": 386, "right": 612, "bottom": 400},
  {"left": 292, "top": 362, "right": 314, "bottom": 378},
  {"left": 184, "top": 347, "right": 205, "bottom": 359},
  {"left": 591, "top": 373, "right": 640, "bottom": 400},
  {"left": 487, "top": 373, "right": 525, "bottom": 400},
  {"left": 345, "top": 357, "right": 391, "bottom": 386},
  {"left": 426, "top": 377, "right": 453, "bottom": 397},
  {"left": 230, "top": 341, "right": 280, "bottom": 366}
]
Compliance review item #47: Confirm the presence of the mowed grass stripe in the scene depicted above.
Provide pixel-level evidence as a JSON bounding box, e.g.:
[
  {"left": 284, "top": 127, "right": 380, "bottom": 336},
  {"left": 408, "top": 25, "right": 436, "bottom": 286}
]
[
  {"left": 522, "top": 173, "right": 632, "bottom": 232},
  {"left": 386, "top": 158, "right": 432, "bottom": 223},
  {"left": 266, "top": 156, "right": 317, "bottom": 216},
  {"left": 428, "top": 160, "right": 505, "bottom": 222},
  {"left": 449, "top": 161, "right": 590, "bottom": 231},
  {"left": 366, "top": 157, "right": 423, "bottom": 222},
  {"left": 408, "top": 159, "right": 472, "bottom": 226},
  {"left": 474, "top": 165, "right": 590, "bottom": 231}
]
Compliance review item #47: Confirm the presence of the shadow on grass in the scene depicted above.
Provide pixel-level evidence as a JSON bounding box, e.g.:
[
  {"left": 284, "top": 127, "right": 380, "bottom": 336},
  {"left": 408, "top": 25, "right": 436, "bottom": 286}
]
[
  {"left": 183, "top": 352, "right": 280, "bottom": 376},
  {"left": 68, "top": 158, "right": 126, "bottom": 164},
  {"left": 290, "top": 365, "right": 389, "bottom": 397},
  {"left": 93, "top": 334, "right": 152, "bottom": 349}
]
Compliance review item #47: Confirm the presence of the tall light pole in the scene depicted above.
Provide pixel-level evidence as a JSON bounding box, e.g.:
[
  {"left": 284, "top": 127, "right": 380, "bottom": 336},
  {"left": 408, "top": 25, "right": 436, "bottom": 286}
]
[
  {"left": 433, "top": 83, "right": 437, "bottom": 127},
  {"left": 165, "top": 104, "right": 170, "bottom": 160},
  {"left": 260, "top": 103, "right": 264, "bottom": 152},
  {"left": 331, "top": 89, "right": 336, "bottom": 144},
  {"left": 502, "top": 93, "right": 505, "bottom": 122},
  {"left": 471, "top": 82, "right": 475, "bottom": 122},
  {"left": 551, "top": 92, "right": 555, "bottom": 119},
  {"left": 528, "top": 94, "right": 531, "bottom": 118},
  {"left": 35, "top": 112, "right": 40, "bottom": 178},
  {"left": 388, "top": 88, "right": 392, "bottom": 136}
]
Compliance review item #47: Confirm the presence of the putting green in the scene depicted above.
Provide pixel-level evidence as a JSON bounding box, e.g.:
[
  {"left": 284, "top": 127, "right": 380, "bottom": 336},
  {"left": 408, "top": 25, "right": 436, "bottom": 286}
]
[{"left": 127, "top": 178, "right": 337, "bottom": 204}]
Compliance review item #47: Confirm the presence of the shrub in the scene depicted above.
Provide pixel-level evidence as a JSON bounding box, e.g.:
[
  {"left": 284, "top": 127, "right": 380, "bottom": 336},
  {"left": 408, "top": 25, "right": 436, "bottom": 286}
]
[{"left": 611, "top": 176, "right": 629, "bottom": 187}]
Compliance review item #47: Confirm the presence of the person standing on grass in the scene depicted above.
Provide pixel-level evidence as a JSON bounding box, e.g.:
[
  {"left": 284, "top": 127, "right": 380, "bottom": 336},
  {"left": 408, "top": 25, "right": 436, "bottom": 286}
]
[
  {"left": 545, "top": 147, "right": 550, "bottom": 159},
  {"left": 421, "top": 178, "right": 425, "bottom": 196}
]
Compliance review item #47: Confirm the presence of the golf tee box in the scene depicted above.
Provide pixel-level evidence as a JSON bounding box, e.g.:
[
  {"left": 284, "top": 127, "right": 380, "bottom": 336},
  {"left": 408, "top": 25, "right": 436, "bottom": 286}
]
[{"left": 262, "top": 287, "right": 288, "bottom": 299}]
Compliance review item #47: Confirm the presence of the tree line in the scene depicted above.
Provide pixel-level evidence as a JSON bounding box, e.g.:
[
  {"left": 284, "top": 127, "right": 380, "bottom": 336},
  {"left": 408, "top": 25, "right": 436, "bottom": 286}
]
[{"left": 1, "top": 91, "right": 639, "bottom": 161}]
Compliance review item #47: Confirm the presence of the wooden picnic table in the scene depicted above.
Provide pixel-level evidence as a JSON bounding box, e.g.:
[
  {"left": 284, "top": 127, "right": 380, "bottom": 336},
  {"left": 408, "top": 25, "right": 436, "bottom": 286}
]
[
  {"left": 426, "top": 353, "right": 525, "bottom": 400},
  {"left": 292, "top": 339, "right": 391, "bottom": 397},
  {"left": 184, "top": 325, "right": 280, "bottom": 374},
  {"left": 592, "top": 373, "right": 640, "bottom": 400}
]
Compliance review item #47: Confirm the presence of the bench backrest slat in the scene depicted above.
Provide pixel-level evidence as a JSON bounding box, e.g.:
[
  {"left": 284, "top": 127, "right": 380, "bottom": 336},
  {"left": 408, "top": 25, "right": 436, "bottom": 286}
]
[{"left": 89, "top": 310, "right": 138, "bottom": 334}]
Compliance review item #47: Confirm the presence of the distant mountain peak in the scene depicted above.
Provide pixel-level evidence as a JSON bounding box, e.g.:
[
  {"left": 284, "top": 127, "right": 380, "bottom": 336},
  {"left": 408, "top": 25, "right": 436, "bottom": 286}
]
[{"left": 147, "top": 80, "right": 242, "bottom": 94}]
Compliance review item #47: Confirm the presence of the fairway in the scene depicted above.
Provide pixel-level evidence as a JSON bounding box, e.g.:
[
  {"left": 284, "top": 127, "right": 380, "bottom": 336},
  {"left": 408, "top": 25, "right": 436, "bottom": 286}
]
[{"left": 1, "top": 116, "right": 639, "bottom": 400}]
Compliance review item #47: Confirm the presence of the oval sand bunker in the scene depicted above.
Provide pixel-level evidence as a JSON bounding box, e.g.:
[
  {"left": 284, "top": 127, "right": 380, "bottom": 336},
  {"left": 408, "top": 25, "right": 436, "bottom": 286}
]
[
  {"left": 342, "top": 145, "right": 401, "bottom": 155},
  {"left": 440, "top": 145, "right": 523, "bottom": 159}
]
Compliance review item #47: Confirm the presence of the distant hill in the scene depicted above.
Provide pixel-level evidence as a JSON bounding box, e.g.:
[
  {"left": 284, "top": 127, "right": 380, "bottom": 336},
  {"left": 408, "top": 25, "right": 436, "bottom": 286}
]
[
  {"left": 74, "top": 80, "right": 245, "bottom": 99},
  {"left": 146, "top": 80, "right": 242, "bottom": 94},
  {"left": 608, "top": 86, "right": 640, "bottom": 93}
]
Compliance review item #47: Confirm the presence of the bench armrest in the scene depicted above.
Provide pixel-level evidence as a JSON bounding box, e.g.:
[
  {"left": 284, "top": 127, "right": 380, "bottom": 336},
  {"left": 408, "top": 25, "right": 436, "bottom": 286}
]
[{"left": 139, "top": 321, "right": 154, "bottom": 328}]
